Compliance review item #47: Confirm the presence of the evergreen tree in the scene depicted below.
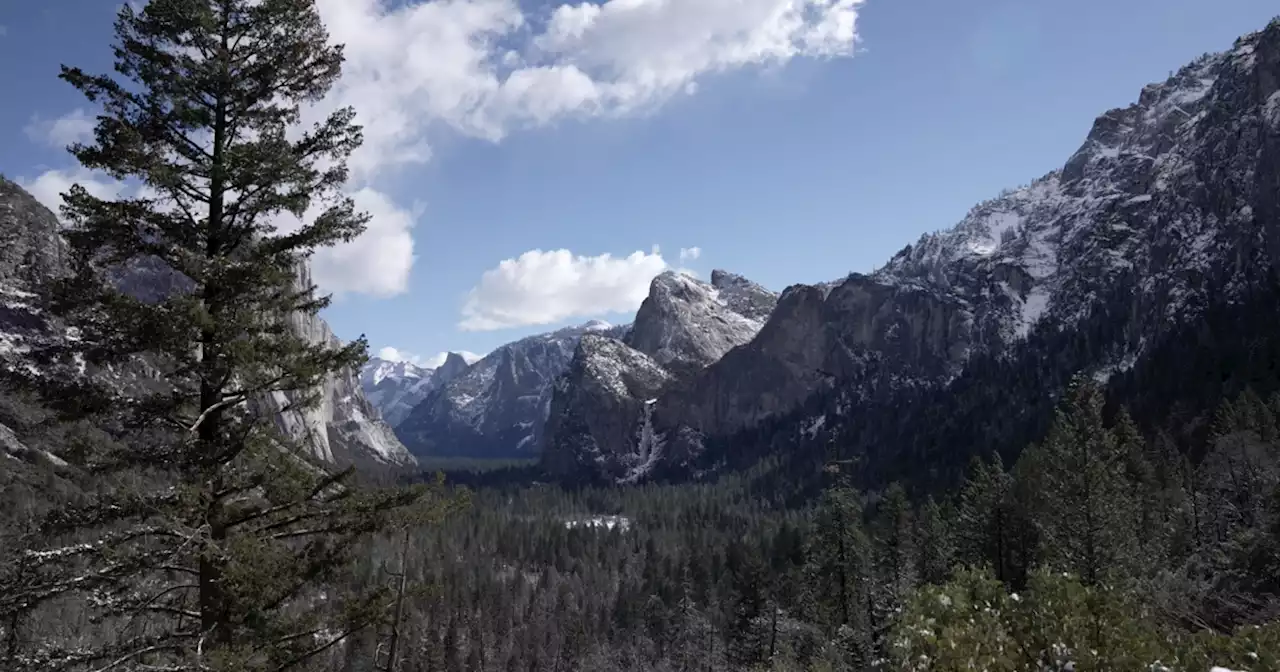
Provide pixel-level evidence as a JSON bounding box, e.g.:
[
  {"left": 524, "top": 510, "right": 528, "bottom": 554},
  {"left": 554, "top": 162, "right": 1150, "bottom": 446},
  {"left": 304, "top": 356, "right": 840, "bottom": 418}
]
[
  {"left": 955, "top": 454, "right": 1014, "bottom": 582},
  {"left": 1034, "top": 379, "right": 1139, "bottom": 584},
  {"left": 914, "top": 495, "right": 952, "bottom": 586},
  {"left": 4, "top": 1, "right": 436, "bottom": 669},
  {"left": 805, "top": 483, "right": 873, "bottom": 668}
]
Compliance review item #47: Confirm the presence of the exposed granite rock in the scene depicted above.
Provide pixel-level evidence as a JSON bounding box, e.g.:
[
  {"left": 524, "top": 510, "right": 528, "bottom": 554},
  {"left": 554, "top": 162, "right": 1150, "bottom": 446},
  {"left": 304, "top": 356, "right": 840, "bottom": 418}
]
[{"left": 541, "top": 334, "right": 673, "bottom": 481}]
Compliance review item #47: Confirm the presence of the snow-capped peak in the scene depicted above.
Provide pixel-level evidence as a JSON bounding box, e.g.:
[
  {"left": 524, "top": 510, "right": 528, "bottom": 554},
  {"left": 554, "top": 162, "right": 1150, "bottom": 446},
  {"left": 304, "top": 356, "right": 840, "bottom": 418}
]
[{"left": 361, "top": 358, "right": 430, "bottom": 388}]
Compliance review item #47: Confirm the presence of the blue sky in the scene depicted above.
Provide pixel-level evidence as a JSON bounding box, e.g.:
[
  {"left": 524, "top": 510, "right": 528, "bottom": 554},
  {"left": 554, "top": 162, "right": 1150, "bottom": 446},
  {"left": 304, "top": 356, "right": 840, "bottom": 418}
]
[{"left": 1, "top": 0, "right": 1277, "bottom": 367}]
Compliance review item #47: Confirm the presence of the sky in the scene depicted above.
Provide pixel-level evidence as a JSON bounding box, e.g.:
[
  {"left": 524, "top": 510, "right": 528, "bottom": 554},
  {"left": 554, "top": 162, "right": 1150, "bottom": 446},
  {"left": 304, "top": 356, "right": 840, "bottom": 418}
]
[{"left": 1, "top": 0, "right": 1277, "bottom": 368}]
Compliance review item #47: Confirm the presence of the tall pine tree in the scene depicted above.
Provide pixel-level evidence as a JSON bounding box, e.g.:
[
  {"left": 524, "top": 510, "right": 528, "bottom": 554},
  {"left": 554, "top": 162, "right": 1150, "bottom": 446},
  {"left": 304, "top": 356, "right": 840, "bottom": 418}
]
[
  {"left": 4, "top": 1, "right": 436, "bottom": 669},
  {"left": 1034, "top": 378, "right": 1139, "bottom": 585}
]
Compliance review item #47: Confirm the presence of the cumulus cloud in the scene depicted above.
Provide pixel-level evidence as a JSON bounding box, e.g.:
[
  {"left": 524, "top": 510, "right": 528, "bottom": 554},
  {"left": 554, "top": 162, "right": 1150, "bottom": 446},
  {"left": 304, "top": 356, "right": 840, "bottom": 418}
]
[
  {"left": 24, "top": 109, "right": 96, "bottom": 149},
  {"left": 314, "top": 0, "right": 865, "bottom": 164},
  {"left": 377, "top": 346, "right": 484, "bottom": 368},
  {"left": 20, "top": 0, "right": 864, "bottom": 298},
  {"left": 460, "top": 246, "right": 670, "bottom": 331},
  {"left": 679, "top": 246, "right": 702, "bottom": 262}
]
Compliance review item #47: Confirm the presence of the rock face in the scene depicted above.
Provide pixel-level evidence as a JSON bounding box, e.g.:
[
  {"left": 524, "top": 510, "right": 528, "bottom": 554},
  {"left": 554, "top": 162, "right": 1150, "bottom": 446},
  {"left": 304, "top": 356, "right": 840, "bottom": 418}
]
[
  {"left": 545, "top": 17, "right": 1280, "bottom": 483},
  {"left": 359, "top": 352, "right": 472, "bottom": 428},
  {"left": 0, "top": 177, "right": 413, "bottom": 468},
  {"left": 626, "top": 271, "right": 777, "bottom": 378},
  {"left": 541, "top": 270, "right": 778, "bottom": 477},
  {"left": 263, "top": 263, "right": 415, "bottom": 466},
  {"left": 395, "top": 320, "right": 629, "bottom": 458},
  {"left": 542, "top": 334, "right": 673, "bottom": 481}
]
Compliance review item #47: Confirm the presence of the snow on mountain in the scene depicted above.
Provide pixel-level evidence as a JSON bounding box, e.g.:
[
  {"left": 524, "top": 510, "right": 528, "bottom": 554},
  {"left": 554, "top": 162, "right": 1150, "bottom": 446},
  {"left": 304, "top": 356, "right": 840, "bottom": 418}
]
[
  {"left": 545, "top": 17, "right": 1280, "bottom": 483},
  {"left": 542, "top": 334, "right": 673, "bottom": 481},
  {"left": 359, "top": 352, "right": 474, "bottom": 427},
  {"left": 362, "top": 358, "right": 430, "bottom": 389},
  {"left": 541, "top": 270, "right": 778, "bottom": 477},
  {"left": 395, "top": 320, "right": 631, "bottom": 459},
  {"left": 627, "top": 270, "right": 778, "bottom": 378}
]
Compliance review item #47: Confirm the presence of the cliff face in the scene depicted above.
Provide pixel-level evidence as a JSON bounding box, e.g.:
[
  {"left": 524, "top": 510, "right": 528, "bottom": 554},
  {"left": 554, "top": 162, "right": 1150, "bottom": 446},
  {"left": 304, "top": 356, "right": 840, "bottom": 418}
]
[
  {"left": 263, "top": 264, "right": 415, "bottom": 466},
  {"left": 0, "top": 177, "right": 412, "bottom": 468},
  {"left": 541, "top": 271, "right": 777, "bottom": 479},
  {"left": 541, "top": 334, "right": 673, "bottom": 481}
]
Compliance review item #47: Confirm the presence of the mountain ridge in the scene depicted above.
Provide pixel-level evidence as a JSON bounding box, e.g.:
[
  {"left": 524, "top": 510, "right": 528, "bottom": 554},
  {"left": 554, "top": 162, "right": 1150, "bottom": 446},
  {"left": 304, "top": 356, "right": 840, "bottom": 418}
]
[{"left": 541, "top": 16, "right": 1280, "bottom": 484}]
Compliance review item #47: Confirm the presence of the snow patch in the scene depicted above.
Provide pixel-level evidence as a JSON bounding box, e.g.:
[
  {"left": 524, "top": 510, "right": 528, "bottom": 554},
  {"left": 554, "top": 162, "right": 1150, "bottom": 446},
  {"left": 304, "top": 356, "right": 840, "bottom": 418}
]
[
  {"left": 803, "top": 415, "right": 826, "bottom": 439},
  {"left": 564, "top": 515, "right": 631, "bottom": 532},
  {"left": 1265, "top": 91, "right": 1280, "bottom": 127},
  {"left": 1017, "top": 287, "right": 1051, "bottom": 338}
]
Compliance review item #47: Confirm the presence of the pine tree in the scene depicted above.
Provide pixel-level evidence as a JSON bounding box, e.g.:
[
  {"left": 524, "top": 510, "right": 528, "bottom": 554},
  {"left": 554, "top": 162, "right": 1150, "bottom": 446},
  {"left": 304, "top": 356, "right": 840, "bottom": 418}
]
[
  {"left": 955, "top": 454, "right": 1014, "bottom": 582},
  {"left": 4, "top": 1, "right": 438, "bottom": 669},
  {"left": 914, "top": 495, "right": 952, "bottom": 586},
  {"left": 1034, "top": 379, "right": 1139, "bottom": 584},
  {"left": 805, "top": 483, "right": 873, "bottom": 668},
  {"left": 872, "top": 483, "right": 916, "bottom": 604}
]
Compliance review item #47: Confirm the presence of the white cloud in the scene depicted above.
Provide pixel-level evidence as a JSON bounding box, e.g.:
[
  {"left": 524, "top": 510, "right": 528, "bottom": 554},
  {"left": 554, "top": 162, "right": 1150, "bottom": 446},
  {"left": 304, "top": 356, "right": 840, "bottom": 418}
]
[
  {"left": 302, "top": 0, "right": 861, "bottom": 296},
  {"left": 460, "top": 246, "right": 670, "bottom": 331},
  {"left": 377, "top": 346, "right": 484, "bottom": 368},
  {"left": 376, "top": 346, "right": 418, "bottom": 363},
  {"left": 24, "top": 109, "right": 96, "bottom": 149},
  {"left": 313, "top": 0, "right": 865, "bottom": 168},
  {"left": 679, "top": 246, "right": 702, "bottom": 262},
  {"left": 19, "top": 0, "right": 863, "bottom": 298}
]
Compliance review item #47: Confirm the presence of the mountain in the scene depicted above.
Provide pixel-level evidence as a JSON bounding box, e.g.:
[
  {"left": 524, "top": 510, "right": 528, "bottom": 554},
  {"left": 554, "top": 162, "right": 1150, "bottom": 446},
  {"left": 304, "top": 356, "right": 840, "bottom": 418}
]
[
  {"left": 541, "top": 270, "right": 778, "bottom": 476},
  {"left": 0, "top": 177, "right": 414, "bottom": 468},
  {"left": 395, "top": 320, "right": 628, "bottom": 458},
  {"left": 359, "top": 352, "right": 473, "bottom": 427},
  {"left": 544, "top": 18, "right": 1280, "bottom": 485},
  {"left": 627, "top": 270, "right": 777, "bottom": 377}
]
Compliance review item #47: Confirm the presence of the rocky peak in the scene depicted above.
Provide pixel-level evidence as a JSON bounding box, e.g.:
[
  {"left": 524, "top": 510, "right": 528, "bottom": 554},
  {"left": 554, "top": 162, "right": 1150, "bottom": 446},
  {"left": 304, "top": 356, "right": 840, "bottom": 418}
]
[
  {"left": 361, "top": 358, "right": 430, "bottom": 389},
  {"left": 436, "top": 352, "right": 472, "bottom": 382},
  {"left": 709, "top": 269, "right": 776, "bottom": 321},
  {"left": 394, "top": 319, "right": 631, "bottom": 459},
  {"left": 541, "top": 334, "right": 673, "bottom": 481},
  {"left": 0, "top": 177, "right": 66, "bottom": 285},
  {"left": 625, "top": 270, "right": 777, "bottom": 378}
]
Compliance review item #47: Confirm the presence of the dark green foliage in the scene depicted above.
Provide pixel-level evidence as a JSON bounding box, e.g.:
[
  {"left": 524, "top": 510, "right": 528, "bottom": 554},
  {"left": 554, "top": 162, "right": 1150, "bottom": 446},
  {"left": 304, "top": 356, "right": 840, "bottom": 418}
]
[
  {"left": 319, "top": 385, "right": 1280, "bottom": 671},
  {"left": 1031, "top": 379, "right": 1141, "bottom": 584}
]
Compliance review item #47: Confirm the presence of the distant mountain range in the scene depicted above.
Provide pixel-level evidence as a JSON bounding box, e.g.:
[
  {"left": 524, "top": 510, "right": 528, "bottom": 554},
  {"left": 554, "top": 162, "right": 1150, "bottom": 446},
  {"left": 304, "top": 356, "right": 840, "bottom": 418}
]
[{"left": 360, "top": 351, "right": 476, "bottom": 427}]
